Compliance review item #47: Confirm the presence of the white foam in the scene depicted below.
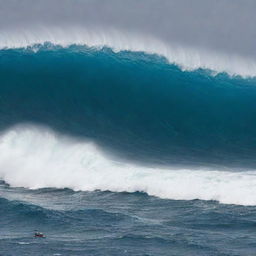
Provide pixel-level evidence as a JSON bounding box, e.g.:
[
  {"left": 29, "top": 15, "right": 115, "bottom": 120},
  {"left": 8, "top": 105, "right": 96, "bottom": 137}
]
[
  {"left": 0, "top": 124, "right": 256, "bottom": 206},
  {"left": 1, "top": 26, "right": 256, "bottom": 78}
]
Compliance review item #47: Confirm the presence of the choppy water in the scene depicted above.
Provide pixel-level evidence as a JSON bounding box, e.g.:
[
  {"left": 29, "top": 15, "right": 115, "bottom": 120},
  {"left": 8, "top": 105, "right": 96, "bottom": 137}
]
[{"left": 1, "top": 181, "right": 256, "bottom": 256}]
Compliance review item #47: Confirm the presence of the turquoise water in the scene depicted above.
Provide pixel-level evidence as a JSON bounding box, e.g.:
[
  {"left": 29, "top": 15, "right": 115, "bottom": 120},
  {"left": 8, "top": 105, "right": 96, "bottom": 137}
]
[{"left": 0, "top": 46, "right": 256, "bottom": 166}]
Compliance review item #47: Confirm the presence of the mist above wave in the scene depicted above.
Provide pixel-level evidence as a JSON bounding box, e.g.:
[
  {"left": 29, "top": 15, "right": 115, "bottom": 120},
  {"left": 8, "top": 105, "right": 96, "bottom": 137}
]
[{"left": 1, "top": 26, "right": 256, "bottom": 78}]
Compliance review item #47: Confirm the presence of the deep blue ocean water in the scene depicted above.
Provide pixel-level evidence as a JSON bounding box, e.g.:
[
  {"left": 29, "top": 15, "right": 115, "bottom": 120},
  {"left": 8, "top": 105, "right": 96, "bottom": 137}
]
[
  {"left": 1, "top": 181, "right": 256, "bottom": 256},
  {"left": 1, "top": 45, "right": 256, "bottom": 255}
]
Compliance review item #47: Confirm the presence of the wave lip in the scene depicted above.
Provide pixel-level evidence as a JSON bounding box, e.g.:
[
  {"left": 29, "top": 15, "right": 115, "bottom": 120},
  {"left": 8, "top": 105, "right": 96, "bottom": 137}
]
[
  {"left": 1, "top": 26, "right": 256, "bottom": 78},
  {"left": 1, "top": 125, "right": 256, "bottom": 206}
]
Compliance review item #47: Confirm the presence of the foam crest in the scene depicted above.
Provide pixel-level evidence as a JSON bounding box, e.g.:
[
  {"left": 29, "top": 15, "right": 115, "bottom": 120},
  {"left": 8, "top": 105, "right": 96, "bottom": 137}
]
[
  {"left": 0, "top": 125, "right": 256, "bottom": 206},
  {"left": 1, "top": 26, "right": 256, "bottom": 77}
]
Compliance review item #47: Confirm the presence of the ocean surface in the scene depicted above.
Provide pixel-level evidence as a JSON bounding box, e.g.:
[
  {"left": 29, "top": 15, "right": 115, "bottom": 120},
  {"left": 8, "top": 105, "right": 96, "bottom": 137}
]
[{"left": 1, "top": 43, "right": 256, "bottom": 256}]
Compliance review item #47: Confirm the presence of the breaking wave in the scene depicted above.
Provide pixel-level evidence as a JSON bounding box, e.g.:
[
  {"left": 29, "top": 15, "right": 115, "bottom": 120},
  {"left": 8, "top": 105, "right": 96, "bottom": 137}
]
[
  {"left": 1, "top": 125, "right": 256, "bottom": 206},
  {"left": 0, "top": 44, "right": 256, "bottom": 206}
]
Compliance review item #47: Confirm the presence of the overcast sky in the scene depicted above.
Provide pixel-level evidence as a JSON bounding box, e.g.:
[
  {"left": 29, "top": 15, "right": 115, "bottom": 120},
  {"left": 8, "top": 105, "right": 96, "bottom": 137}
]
[{"left": 0, "top": 0, "right": 255, "bottom": 58}]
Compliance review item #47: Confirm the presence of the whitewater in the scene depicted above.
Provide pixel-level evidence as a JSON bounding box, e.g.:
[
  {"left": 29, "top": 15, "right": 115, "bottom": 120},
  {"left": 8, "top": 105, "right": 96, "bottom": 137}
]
[{"left": 0, "top": 124, "right": 255, "bottom": 206}]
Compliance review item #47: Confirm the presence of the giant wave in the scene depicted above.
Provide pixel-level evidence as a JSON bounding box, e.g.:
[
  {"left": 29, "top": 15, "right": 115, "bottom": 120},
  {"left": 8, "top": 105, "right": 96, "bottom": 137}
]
[{"left": 0, "top": 44, "right": 256, "bottom": 206}]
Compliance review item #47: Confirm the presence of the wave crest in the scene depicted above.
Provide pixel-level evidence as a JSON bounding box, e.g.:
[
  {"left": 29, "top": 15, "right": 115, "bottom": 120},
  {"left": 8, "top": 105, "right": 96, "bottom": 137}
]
[{"left": 1, "top": 26, "right": 256, "bottom": 77}]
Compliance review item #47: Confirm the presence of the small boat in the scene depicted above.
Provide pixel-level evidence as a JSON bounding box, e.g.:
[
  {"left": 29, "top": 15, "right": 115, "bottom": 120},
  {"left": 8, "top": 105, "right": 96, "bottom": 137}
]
[{"left": 34, "top": 231, "right": 46, "bottom": 238}]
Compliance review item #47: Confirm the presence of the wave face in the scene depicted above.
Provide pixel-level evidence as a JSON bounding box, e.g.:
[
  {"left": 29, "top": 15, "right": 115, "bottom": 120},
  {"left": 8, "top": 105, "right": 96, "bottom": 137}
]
[
  {"left": 0, "top": 45, "right": 256, "bottom": 205},
  {"left": 1, "top": 46, "right": 256, "bottom": 164}
]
